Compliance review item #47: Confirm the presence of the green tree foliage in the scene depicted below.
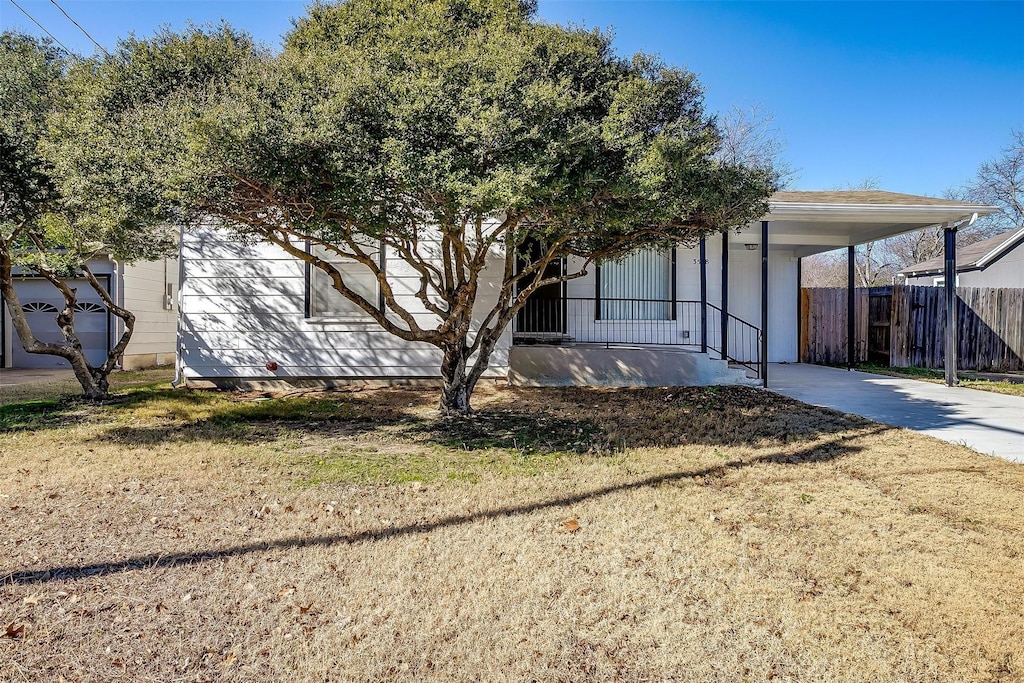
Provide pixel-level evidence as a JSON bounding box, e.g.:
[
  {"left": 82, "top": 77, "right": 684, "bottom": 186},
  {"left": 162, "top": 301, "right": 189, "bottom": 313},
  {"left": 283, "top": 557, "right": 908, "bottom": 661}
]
[
  {"left": 129, "top": 0, "right": 779, "bottom": 411},
  {"left": 0, "top": 32, "right": 177, "bottom": 398}
]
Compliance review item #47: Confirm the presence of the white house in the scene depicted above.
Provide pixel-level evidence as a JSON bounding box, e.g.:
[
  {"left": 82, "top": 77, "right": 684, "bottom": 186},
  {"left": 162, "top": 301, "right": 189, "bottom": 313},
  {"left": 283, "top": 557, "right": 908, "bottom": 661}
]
[
  {"left": 899, "top": 227, "right": 1024, "bottom": 288},
  {"left": 176, "top": 191, "right": 995, "bottom": 388},
  {"left": 1, "top": 256, "right": 179, "bottom": 370}
]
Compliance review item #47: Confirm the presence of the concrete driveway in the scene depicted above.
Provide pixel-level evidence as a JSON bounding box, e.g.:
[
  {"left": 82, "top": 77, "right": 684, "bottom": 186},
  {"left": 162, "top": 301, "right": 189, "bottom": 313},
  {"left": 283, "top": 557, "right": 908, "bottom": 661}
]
[
  {"left": 0, "top": 368, "right": 75, "bottom": 388},
  {"left": 767, "top": 363, "right": 1024, "bottom": 464}
]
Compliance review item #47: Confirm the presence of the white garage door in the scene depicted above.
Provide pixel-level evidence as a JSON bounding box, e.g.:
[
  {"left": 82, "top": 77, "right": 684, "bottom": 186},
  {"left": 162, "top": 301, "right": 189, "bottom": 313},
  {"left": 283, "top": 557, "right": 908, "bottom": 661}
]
[{"left": 9, "top": 279, "right": 109, "bottom": 369}]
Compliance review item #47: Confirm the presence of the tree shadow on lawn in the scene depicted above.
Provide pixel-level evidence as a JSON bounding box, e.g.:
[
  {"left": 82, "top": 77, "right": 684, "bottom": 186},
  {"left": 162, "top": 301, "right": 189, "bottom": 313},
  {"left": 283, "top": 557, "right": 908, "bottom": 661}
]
[
  {"left": 2, "top": 384, "right": 878, "bottom": 459},
  {"left": 3, "top": 427, "right": 886, "bottom": 586},
  {"left": 0, "top": 386, "right": 421, "bottom": 443}
]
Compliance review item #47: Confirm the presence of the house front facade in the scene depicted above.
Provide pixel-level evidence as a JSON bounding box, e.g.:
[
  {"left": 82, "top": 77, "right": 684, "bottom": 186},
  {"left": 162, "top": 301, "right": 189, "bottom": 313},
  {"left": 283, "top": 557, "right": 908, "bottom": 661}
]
[{"left": 176, "top": 191, "right": 995, "bottom": 389}]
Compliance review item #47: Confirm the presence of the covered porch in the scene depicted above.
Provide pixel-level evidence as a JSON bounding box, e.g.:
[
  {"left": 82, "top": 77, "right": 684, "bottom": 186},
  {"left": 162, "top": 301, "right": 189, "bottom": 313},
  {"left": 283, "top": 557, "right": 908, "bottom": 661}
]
[{"left": 509, "top": 191, "right": 998, "bottom": 388}]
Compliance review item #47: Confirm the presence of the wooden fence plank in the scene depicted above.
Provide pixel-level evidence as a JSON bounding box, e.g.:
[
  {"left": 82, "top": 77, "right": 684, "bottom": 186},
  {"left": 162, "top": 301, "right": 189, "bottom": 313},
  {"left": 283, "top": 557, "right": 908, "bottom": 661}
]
[{"left": 800, "top": 285, "right": 1024, "bottom": 371}]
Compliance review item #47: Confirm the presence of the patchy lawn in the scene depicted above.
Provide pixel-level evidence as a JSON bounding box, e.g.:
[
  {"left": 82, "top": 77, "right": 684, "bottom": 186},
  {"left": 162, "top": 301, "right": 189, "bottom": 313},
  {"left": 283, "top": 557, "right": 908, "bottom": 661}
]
[
  {"left": 1, "top": 378, "right": 1022, "bottom": 682},
  {"left": 858, "top": 362, "right": 1024, "bottom": 398}
]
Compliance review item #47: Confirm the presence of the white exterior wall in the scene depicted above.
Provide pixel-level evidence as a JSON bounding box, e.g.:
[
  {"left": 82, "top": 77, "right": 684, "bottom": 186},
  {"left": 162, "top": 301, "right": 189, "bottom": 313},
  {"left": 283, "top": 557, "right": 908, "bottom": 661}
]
[
  {"left": 120, "top": 258, "right": 179, "bottom": 369},
  {"left": 560, "top": 236, "right": 798, "bottom": 363},
  {"left": 178, "top": 225, "right": 510, "bottom": 381}
]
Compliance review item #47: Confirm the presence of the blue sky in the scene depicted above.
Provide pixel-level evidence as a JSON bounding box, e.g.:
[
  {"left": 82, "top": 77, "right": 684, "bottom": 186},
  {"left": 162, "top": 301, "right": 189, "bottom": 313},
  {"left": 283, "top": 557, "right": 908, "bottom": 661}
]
[{"left": 3, "top": 0, "right": 1021, "bottom": 195}]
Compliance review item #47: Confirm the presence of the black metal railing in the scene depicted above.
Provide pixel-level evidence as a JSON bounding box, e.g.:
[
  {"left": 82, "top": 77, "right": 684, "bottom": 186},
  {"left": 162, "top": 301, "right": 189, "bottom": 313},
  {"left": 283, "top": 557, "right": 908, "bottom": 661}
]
[
  {"left": 705, "top": 302, "right": 762, "bottom": 377},
  {"left": 512, "top": 296, "right": 762, "bottom": 379}
]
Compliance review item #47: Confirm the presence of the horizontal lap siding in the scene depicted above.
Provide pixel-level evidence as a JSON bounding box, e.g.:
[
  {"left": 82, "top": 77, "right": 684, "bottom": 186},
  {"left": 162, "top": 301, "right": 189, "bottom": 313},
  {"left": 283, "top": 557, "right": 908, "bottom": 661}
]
[{"left": 180, "top": 227, "right": 509, "bottom": 380}]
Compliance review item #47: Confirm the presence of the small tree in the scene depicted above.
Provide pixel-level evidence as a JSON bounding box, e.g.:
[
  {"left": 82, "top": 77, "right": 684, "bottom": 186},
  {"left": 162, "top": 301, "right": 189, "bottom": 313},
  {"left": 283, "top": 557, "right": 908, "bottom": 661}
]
[
  {"left": 133, "top": 0, "right": 777, "bottom": 412},
  {"left": 0, "top": 32, "right": 175, "bottom": 398}
]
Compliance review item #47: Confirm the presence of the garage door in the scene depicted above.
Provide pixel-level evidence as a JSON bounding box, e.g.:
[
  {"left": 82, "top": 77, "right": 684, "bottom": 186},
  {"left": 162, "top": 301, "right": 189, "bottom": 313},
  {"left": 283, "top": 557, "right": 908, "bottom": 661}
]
[{"left": 9, "top": 279, "right": 109, "bottom": 369}]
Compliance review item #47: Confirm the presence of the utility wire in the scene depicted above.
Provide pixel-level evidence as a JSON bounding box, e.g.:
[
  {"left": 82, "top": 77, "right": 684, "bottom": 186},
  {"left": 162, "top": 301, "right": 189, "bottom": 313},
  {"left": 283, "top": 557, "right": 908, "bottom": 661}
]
[
  {"left": 7, "top": 0, "right": 78, "bottom": 58},
  {"left": 47, "top": 0, "right": 110, "bottom": 57}
]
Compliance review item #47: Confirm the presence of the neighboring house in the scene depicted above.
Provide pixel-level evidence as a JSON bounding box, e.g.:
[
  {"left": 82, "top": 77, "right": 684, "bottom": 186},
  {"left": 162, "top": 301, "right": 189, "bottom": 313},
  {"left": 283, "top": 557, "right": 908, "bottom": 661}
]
[
  {"left": 176, "top": 191, "right": 995, "bottom": 388},
  {"left": 899, "top": 228, "right": 1024, "bottom": 288},
  {"left": 1, "top": 256, "right": 179, "bottom": 370}
]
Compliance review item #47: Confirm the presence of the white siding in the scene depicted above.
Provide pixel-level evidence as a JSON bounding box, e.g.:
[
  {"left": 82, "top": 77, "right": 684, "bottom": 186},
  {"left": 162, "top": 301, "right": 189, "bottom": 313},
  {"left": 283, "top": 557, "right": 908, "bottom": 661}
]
[
  {"left": 905, "top": 242, "right": 1024, "bottom": 289},
  {"left": 121, "top": 258, "right": 179, "bottom": 365},
  {"left": 179, "top": 226, "right": 510, "bottom": 381}
]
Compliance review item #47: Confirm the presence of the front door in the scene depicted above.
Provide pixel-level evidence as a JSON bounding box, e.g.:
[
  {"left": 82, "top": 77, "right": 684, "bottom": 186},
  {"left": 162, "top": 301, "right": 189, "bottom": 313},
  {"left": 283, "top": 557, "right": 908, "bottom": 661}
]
[{"left": 515, "top": 238, "right": 565, "bottom": 336}]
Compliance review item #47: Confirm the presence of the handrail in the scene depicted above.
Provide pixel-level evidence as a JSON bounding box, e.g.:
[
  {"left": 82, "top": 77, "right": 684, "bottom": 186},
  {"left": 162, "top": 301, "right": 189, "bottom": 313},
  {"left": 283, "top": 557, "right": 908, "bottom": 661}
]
[
  {"left": 704, "top": 302, "right": 760, "bottom": 331},
  {"left": 704, "top": 302, "right": 762, "bottom": 378}
]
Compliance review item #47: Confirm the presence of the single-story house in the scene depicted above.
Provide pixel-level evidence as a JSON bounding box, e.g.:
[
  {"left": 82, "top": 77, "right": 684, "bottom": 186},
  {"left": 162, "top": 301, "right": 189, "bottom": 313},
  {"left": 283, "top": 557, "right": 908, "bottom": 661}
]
[
  {"left": 176, "top": 190, "right": 996, "bottom": 389},
  {"left": 898, "top": 227, "right": 1024, "bottom": 288},
  {"left": 1, "top": 256, "right": 179, "bottom": 370}
]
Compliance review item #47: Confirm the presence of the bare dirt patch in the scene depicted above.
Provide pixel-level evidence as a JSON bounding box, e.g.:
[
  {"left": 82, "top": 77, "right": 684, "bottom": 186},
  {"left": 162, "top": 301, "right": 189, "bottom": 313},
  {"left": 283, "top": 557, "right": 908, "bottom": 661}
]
[{"left": 1, "top": 382, "right": 1021, "bottom": 681}]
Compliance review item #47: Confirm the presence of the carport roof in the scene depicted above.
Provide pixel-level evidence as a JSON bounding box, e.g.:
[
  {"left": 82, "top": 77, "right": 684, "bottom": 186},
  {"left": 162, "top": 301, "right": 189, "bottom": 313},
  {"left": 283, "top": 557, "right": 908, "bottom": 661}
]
[{"left": 733, "top": 190, "right": 1000, "bottom": 258}]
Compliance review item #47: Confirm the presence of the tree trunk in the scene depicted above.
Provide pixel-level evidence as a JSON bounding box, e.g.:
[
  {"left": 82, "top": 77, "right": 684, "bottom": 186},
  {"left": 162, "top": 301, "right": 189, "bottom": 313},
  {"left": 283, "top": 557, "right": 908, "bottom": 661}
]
[
  {"left": 0, "top": 250, "right": 117, "bottom": 400},
  {"left": 439, "top": 345, "right": 472, "bottom": 414}
]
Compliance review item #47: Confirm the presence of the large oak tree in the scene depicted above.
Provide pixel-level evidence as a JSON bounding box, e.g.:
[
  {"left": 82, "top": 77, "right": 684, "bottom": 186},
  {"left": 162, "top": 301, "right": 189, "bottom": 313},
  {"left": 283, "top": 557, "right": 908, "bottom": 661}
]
[{"left": 129, "top": 0, "right": 778, "bottom": 411}]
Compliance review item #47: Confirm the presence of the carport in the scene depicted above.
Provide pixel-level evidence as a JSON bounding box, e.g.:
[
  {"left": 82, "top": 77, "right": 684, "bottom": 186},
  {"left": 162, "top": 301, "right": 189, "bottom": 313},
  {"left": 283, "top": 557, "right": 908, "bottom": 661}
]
[
  {"left": 769, "top": 363, "right": 1024, "bottom": 463},
  {"left": 760, "top": 191, "right": 999, "bottom": 387}
]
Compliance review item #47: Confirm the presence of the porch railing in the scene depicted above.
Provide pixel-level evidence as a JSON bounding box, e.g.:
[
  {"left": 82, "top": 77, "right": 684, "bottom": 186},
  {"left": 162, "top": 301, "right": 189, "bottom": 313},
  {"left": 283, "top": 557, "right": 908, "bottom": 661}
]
[
  {"left": 705, "top": 302, "right": 762, "bottom": 377},
  {"left": 512, "top": 296, "right": 762, "bottom": 379}
]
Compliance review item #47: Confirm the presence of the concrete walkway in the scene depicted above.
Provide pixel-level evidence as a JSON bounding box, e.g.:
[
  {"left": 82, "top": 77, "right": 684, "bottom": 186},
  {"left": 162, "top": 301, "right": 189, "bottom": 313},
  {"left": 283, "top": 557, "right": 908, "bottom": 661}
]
[{"left": 767, "top": 363, "right": 1024, "bottom": 464}]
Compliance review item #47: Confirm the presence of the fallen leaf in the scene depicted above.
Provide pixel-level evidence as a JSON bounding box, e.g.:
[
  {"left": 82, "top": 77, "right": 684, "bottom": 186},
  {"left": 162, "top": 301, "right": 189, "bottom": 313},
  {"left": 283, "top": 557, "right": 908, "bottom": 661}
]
[
  {"left": 4, "top": 623, "right": 25, "bottom": 639},
  {"left": 299, "top": 602, "right": 313, "bottom": 614},
  {"left": 22, "top": 593, "right": 41, "bottom": 606},
  {"left": 563, "top": 519, "right": 581, "bottom": 533},
  {"left": 222, "top": 653, "right": 236, "bottom": 667}
]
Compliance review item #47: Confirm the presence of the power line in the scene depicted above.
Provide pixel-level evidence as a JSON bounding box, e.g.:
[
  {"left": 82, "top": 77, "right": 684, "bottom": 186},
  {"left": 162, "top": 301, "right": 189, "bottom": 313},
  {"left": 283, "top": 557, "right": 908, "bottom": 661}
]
[
  {"left": 47, "top": 0, "right": 110, "bottom": 57},
  {"left": 7, "top": 0, "right": 78, "bottom": 58}
]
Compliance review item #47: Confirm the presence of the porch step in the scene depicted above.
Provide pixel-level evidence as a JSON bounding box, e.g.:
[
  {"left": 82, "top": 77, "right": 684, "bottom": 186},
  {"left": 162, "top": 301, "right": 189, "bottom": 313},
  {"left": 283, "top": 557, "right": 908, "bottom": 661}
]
[{"left": 509, "top": 345, "right": 759, "bottom": 388}]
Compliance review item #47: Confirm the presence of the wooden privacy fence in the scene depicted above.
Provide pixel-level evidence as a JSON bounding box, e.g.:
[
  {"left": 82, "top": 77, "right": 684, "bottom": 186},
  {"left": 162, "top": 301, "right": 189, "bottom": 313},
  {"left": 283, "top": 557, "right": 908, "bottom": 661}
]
[{"left": 800, "top": 285, "right": 1024, "bottom": 371}]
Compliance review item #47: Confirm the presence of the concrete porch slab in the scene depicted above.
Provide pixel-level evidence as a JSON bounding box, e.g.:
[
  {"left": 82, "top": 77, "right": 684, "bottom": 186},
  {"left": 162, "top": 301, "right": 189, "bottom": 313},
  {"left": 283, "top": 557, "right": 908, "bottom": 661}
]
[{"left": 768, "top": 363, "right": 1024, "bottom": 464}]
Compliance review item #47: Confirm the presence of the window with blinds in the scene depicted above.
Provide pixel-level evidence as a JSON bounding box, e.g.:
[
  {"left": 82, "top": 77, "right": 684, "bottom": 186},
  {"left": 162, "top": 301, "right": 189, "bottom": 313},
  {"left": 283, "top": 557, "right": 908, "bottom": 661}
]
[
  {"left": 309, "top": 243, "right": 383, "bottom": 317},
  {"left": 599, "top": 248, "right": 673, "bottom": 320}
]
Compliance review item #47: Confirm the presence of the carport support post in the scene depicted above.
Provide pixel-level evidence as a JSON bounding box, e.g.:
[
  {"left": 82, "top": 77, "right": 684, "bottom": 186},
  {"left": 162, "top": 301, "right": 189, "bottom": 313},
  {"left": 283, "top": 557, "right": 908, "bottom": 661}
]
[
  {"left": 699, "top": 237, "right": 708, "bottom": 354},
  {"left": 761, "top": 221, "right": 769, "bottom": 387},
  {"left": 944, "top": 224, "right": 958, "bottom": 387},
  {"left": 721, "top": 231, "right": 729, "bottom": 361},
  {"left": 847, "top": 245, "right": 855, "bottom": 370}
]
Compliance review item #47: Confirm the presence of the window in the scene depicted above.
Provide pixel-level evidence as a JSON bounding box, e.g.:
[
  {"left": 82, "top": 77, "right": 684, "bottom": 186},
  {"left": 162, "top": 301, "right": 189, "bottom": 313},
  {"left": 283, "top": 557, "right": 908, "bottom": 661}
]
[
  {"left": 308, "top": 242, "right": 383, "bottom": 318},
  {"left": 598, "top": 247, "right": 674, "bottom": 320}
]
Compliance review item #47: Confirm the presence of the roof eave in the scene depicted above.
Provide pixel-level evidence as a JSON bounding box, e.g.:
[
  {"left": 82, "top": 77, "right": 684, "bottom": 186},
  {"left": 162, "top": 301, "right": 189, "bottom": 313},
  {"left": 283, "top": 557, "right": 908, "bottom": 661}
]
[
  {"left": 766, "top": 201, "right": 1001, "bottom": 223},
  {"left": 975, "top": 226, "right": 1024, "bottom": 268}
]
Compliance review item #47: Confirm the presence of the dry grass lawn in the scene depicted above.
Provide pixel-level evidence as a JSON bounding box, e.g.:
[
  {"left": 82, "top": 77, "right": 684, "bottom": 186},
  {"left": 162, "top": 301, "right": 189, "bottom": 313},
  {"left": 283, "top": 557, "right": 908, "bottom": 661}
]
[
  {"left": 858, "top": 363, "right": 1024, "bottom": 398},
  {"left": 1, "top": 372, "right": 1022, "bottom": 682}
]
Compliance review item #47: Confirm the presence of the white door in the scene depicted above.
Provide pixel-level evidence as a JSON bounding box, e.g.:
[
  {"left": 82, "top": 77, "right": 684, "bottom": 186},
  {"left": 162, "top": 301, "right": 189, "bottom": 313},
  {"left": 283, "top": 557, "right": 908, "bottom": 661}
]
[{"left": 9, "top": 279, "right": 109, "bottom": 368}]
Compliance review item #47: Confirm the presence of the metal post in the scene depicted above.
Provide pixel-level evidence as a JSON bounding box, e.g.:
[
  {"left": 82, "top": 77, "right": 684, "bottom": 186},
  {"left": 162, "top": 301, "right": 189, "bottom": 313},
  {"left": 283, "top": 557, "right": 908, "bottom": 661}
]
[
  {"left": 847, "top": 245, "right": 855, "bottom": 370},
  {"left": 944, "top": 225, "right": 958, "bottom": 386},
  {"left": 699, "top": 238, "right": 708, "bottom": 353},
  {"left": 761, "top": 221, "right": 769, "bottom": 387},
  {"left": 721, "top": 231, "right": 729, "bottom": 361},
  {"left": 796, "top": 256, "right": 802, "bottom": 364}
]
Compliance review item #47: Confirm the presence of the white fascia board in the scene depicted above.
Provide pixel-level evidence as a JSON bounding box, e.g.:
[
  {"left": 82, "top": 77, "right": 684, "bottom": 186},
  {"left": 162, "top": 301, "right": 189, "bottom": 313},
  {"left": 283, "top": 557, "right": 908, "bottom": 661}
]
[
  {"left": 763, "top": 202, "right": 1000, "bottom": 224},
  {"left": 975, "top": 227, "right": 1024, "bottom": 268}
]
